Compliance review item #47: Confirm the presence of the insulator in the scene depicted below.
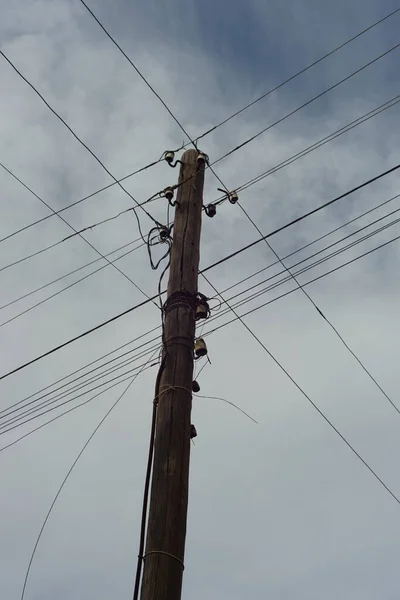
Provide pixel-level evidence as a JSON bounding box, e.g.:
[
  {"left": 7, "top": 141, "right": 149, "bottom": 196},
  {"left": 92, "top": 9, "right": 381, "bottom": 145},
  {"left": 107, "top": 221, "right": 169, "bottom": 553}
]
[
  {"left": 164, "top": 150, "right": 175, "bottom": 164},
  {"left": 190, "top": 424, "right": 198, "bottom": 439},
  {"left": 205, "top": 204, "right": 217, "bottom": 218},
  {"left": 228, "top": 190, "right": 239, "bottom": 204},
  {"left": 195, "top": 301, "right": 209, "bottom": 321},
  {"left": 192, "top": 381, "right": 200, "bottom": 393},
  {"left": 194, "top": 338, "right": 208, "bottom": 358},
  {"left": 197, "top": 152, "right": 208, "bottom": 164},
  {"left": 163, "top": 186, "right": 174, "bottom": 201},
  {"left": 159, "top": 226, "right": 170, "bottom": 242}
]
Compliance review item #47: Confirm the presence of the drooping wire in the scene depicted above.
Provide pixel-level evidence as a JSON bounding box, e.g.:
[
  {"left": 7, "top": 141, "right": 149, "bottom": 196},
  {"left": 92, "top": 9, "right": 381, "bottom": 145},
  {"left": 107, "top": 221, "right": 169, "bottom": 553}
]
[{"left": 18, "top": 349, "right": 159, "bottom": 600}]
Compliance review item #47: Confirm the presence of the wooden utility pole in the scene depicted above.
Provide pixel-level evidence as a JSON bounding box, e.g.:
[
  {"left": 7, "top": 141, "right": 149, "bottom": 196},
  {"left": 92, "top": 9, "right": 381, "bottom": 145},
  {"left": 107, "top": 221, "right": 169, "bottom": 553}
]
[{"left": 140, "top": 149, "right": 205, "bottom": 600}]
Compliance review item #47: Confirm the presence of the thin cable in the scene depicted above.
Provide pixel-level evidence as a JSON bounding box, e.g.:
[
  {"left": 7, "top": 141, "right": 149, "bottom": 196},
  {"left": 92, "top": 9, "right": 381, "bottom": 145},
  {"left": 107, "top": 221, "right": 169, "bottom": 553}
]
[
  {"left": 0, "top": 236, "right": 144, "bottom": 312},
  {"left": 194, "top": 394, "right": 258, "bottom": 424},
  {"left": 0, "top": 293, "right": 161, "bottom": 382},
  {"left": 18, "top": 349, "right": 159, "bottom": 600},
  {"left": 202, "top": 273, "right": 400, "bottom": 506},
  {"left": 0, "top": 51, "right": 162, "bottom": 234},
  {"left": 1, "top": 325, "right": 160, "bottom": 415},
  {"left": 237, "top": 200, "right": 400, "bottom": 414},
  {"left": 217, "top": 210, "right": 400, "bottom": 311},
  {"left": 214, "top": 95, "right": 400, "bottom": 205},
  {"left": 0, "top": 343, "right": 160, "bottom": 429},
  {"left": 77, "top": 0, "right": 230, "bottom": 195},
  {"left": 0, "top": 241, "right": 145, "bottom": 329},
  {"left": 202, "top": 163, "right": 400, "bottom": 274},
  {"left": 2, "top": 166, "right": 398, "bottom": 383},
  {"left": 0, "top": 358, "right": 159, "bottom": 435},
  {"left": 0, "top": 158, "right": 162, "bottom": 245},
  {"left": 0, "top": 362, "right": 156, "bottom": 453},
  {"left": 1, "top": 163, "right": 158, "bottom": 306},
  {"left": 203, "top": 231, "right": 400, "bottom": 339},
  {"left": 217, "top": 192, "right": 400, "bottom": 297},
  {"left": 4, "top": 226, "right": 400, "bottom": 450},
  {"left": 211, "top": 43, "right": 400, "bottom": 167},
  {"left": 208, "top": 214, "right": 400, "bottom": 322},
  {"left": 7, "top": 199, "right": 395, "bottom": 420},
  {"left": 193, "top": 8, "right": 400, "bottom": 142}
]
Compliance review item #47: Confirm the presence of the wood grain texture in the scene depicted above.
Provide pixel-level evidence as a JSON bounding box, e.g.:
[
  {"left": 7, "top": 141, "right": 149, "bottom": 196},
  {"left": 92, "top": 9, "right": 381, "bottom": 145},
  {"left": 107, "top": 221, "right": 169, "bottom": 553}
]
[{"left": 140, "top": 149, "right": 204, "bottom": 600}]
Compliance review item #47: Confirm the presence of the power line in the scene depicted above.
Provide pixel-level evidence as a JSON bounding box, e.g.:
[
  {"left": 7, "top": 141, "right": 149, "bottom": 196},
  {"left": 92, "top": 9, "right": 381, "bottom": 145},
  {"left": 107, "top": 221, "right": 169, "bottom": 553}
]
[
  {"left": 0, "top": 236, "right": 145, "bottom": 313},
  {"left": 237, "top": 198, "right": 400, "bottom": 414},
  {"left": 0, "top": 50, "right": 162, "bottom": 236},
  {"left": 211, "top": 43, "right": 400, "bottom": 168},
  {"left": 202, "top": 163, "right": 400, "bottom": 274},
  {"left": 18, "top": 6, "right": 394, "bottom": 223},
  {"left": 0, "top": 293, "right": 160, "bottom": 382},
  {"left": 194, "top": 8, "right": 400, "bottom": 143},
  {"left": 204, "top": 230, "right": 400, "bottom": 339},
  {"left": 0, "top": 357, "right": 159, "bottom": 435},
  {"left": 216, "top": 192, "right": 400, "bottom": 297},
  {"left": 217, "top": 205, "right": 400, "bottom": 309},
  {"left": 4, "top": 201, "right": 396, "bottom": 424},
  {"left": 1, "top": 162, "right": 158, "bottom": 305},
  {"left": 0, "top": 340, "right": 160, "bottom": 426},
  {"left": 77, "top": 0, "right": 231, "bottom": 196},
  {"left": 214, "top": 94, "right": 400, "bottom": 205},
  {"left": 1, "top": 326, "right": 161, "bottom": 416},
  {"left": 4, "top": 215, "right": 400, "bottom": 440},
  {"left": 202, "top": 273, "right": 400, "bottom": 505},
  {"left": 17, "top": 349, "right": 159, "bottom": 600},
  {"left": 0, "top": 157, "right": 162, "bottom": 246},
  {"left": 1, "top": 166, "right": 398, "bottom": 383}
]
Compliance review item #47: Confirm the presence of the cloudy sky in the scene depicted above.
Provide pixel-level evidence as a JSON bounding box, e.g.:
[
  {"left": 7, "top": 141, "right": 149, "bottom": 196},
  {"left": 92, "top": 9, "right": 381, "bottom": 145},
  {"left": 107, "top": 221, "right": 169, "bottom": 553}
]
[{"left": 1, "top": 1, "right": 400, "bottom": 598}]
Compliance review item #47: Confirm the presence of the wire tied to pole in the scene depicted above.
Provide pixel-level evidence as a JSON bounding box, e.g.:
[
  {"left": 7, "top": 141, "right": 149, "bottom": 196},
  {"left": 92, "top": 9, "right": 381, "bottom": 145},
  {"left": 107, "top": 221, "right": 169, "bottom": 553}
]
[{"left": 142, "top": 550, "right": 185, "bottom": 570}]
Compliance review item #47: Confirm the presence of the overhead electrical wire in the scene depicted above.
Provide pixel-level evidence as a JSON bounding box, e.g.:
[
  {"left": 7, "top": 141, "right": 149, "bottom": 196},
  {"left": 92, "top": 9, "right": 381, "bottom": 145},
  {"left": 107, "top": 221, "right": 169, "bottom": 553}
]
[
  {"left": 1, "top": 164, "right": 399, "bottom": 383},
  {"left": 1, "top": 162, "right": 158, "bottom": 306},
  {"left": 0, "top": 194, "right": 153, "bottom": 276},
  {"left": 3, "top": 93, "right": 397, "bottom": 327},
  {"left": 9, "top": 176, "right": 383, "bottom": 414},
  {"left": 0, "top": 236, "right": 145, "bottom": 313},
  {"left": 216, "top": 192, "right": 400, "bottom": 297},
  {"left": 214, "top": 205, "right": 400, "bottom": 311},
  {"left": 5, "top": 325, "right": 160, "bottom": 412},
  {"left": 77, "top": 0, "right": 231, "bottom": 198},
  {"left": 202, "top": 273, "right": 400, "bottom": 506},
  {"left": 0, "top": 157, "right": 163, "bottom": 246},
  {"left": 17, "top": 349, "right": 159, "bottom": 600},
  {"left": 24, "top": 4, "right": 396, "bottom": 222},
  {"left": 202, "top": 163, "right": 400, "bottom": 274},
  {"left": 214, "top": 94, "right": 400, "bottom": 205},
  {"left": 203, "top": 230, "right": 400, "bottom": 340},
  {"left": 193, "top": 8, "right": 400, "bottom": 143},
  {"left": 4, "top": 204, "right": 400, "bottom": 436},
  {"left": 0, "top": 357, "right": 160, "bottom": 436},
  {"left": 211, "top": 42, "right": 400, "bottom": 168},
  {"left": 3, "top": 217, "right": 400, "bottom": 444},
  {"left": 0, "top": 341, "right": 161, "bottom": 428},
  {"left": 0, "top": 50, "right": 165, "bottom": 262},
  {"left": 238, "top": 198, "right": 400, "bottom": 412}
]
